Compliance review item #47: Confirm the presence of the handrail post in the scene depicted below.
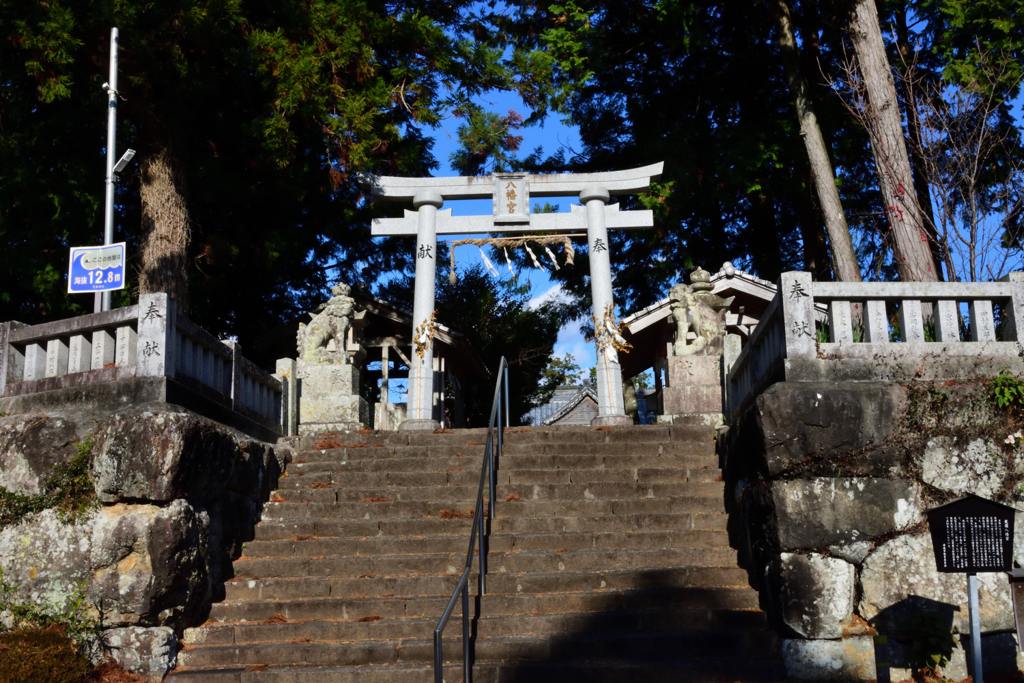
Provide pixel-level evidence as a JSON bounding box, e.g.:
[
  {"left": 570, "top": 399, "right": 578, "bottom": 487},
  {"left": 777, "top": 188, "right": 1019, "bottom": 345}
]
[
  {"left": 478, "top": 504, "right": 486, "bottom": 595},
  {"left": 462, "top": 584, "right": 471, "bottom": 683},
  {"left": 488, "top": 441, "right": 496, "bottom": 522},
  {"left": 434, "top": 627, "right": 443, "bottom": 683},
  {"left": 504, "top": 365, "right": 510, "bottom": 428}
]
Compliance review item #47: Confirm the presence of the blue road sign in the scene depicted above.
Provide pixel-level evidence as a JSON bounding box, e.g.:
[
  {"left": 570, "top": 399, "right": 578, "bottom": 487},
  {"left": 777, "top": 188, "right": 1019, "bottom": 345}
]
[{"left": 68, "top": 243, "right": 126, "bottom": 293}]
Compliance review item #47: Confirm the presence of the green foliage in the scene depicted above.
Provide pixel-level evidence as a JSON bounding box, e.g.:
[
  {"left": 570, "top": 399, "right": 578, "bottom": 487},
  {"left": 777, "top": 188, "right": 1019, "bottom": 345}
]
[
  {"left": 630, "top": 372, "right": 652, "bottom": 390},
  {"left": 0, "top": 490, "right": 50, "bottom": 530},
  {"left": 0, "top": 1, "right": 558, "bottom": 355},
  {"left": 895, "top": 611, "right": 957, "bottom": 673},
  {"left": 534, "top": 353, "right": 584, "bottom": 408},
  {"left": 378, "top": 263, "right": 562, "bottom": 426},
  {"left": 45, "top": 437, "right": 97, "bottom": 524},
  {"left": 0, "top": 626, "right": 91, "bottom": 683},
  {"left": 991, "top": 368, "right": 1024, "bottom": 408},
  {"left": 0, "top": 437, "right": 96, "bottom": 529},
  {"left": 924, "top": 0, "right": 1024, "bottom": 98}
]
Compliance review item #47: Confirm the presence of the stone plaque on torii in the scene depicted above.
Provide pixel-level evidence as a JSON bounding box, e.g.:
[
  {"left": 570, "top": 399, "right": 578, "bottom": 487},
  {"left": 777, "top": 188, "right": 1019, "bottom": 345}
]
[{"left": 360, "top": 162, "right": 663, "bottom": 430}]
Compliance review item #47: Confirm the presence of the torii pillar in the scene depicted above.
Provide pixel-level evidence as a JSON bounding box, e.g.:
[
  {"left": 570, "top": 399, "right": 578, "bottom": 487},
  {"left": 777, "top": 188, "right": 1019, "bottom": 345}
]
[{"left": 360, "top": 163, "right": 663, "bottom": 429}]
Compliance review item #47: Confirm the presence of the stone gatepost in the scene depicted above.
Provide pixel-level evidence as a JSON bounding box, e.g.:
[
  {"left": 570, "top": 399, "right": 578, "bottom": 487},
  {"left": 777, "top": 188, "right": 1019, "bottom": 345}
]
[
  {"left": 295, "top": 283, "right": 369, "bottom": 433},
  {"left": 658, "top": 267, "right": 734, "bottom": 426}
]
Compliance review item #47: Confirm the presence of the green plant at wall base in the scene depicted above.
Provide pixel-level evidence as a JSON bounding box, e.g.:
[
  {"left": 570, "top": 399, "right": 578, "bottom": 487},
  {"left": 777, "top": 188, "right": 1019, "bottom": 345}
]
[
  {"left": 991, "top": 368, "right": 1024, "bottom": 408},
  {"left": 0, "top": 436, "right": 97, "bottom": 529},
  {"left": 895, "top": 611, "right": 957, "bottom": 673},
  {"left": 45, "top": 437, "right": 97, "bottom": 524}
]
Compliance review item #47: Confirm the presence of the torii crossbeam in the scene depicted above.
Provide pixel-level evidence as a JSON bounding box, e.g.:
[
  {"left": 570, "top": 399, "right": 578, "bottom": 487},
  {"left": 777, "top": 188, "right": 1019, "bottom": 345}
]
[{"left": 361, "top": 162, "right": 663, "bottom": 430}]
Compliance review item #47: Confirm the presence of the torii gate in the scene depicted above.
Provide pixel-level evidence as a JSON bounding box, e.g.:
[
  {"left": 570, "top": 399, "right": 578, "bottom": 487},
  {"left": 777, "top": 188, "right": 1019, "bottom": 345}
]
[{"left": 362, "top": 162, "right": 663, "bottom": 430}]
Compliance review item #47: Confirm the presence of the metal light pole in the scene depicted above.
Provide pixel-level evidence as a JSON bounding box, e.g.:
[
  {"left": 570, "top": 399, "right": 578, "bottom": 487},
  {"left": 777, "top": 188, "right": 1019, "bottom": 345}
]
[{"left": 98, "top": 28, "right": 134, "bottom": 312}]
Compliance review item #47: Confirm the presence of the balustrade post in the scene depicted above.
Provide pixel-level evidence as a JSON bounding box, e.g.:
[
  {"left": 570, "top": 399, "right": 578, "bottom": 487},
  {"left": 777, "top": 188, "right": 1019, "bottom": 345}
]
[
  {"left": 24, "top": 343, "right": 46, "bottom": 381},
  {"left": 0, "top": 322, "right": 26, "bottom": 395},
  {"left": 864, "top": 300, "right": 889, "bottom": 342},
  {"left": 68, "top": 334, "right": 92, "bottom": 374},
  {"left": 1001, "top": 272, "right": 1024, "bottom": 342},
  {"left": 779, "top": 272, "right": 816, "bottom": 359},
  {"left": 137, "top": 293, "right": 177, "bottom": 378},
  {"left": 45, "top": 339, "right": 69, "bottom": 378},
  {"left": 723, "top": 333, "right": 741, "bottom": 417}
]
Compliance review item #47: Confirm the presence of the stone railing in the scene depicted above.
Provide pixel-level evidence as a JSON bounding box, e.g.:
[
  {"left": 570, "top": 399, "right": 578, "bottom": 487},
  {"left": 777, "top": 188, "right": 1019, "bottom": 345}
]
[
  {"left": 0, "top": 293, "right": 289, "bottom": 436},
  {"left": 724, "top": 272, "right": 1024, "bottom": 417}
]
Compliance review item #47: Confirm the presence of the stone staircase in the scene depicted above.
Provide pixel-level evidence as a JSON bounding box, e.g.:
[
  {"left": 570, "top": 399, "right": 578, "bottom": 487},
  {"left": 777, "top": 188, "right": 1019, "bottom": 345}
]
[{"left": 169, "top": 425, "right": 784, "bottom": 682}]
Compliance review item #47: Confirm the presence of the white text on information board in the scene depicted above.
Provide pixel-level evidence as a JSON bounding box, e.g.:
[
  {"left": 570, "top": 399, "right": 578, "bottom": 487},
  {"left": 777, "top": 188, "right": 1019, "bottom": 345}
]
[{"left": 68, "top": 243, "right": 126, "bottom": 293}]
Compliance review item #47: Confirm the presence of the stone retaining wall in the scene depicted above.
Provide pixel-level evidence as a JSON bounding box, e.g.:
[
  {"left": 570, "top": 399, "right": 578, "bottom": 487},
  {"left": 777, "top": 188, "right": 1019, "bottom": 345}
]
[
  {"left": 721, "top": 379, "right": 1024, "bottom": 680},
  {"left": 0, "top": 403, "right": 288, "bottom": 680}
]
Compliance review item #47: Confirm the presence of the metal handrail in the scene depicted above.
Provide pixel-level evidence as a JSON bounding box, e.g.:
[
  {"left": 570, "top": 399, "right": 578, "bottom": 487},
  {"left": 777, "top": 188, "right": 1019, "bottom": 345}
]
[{"left": 434, "top": 356, "right": 508, "bottom": 683}]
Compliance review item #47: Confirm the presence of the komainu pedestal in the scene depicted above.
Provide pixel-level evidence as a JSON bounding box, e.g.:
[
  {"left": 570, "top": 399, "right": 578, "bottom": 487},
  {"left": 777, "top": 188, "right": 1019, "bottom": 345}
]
[
  {"left": 659, "top": 355, "right": 723, "bottom": 426},
  {"left": 297, "top": 362, "right": 369, "bottom": 434},
  {"left": 295, "top": 283, "right": 369, "bottom": 434}
]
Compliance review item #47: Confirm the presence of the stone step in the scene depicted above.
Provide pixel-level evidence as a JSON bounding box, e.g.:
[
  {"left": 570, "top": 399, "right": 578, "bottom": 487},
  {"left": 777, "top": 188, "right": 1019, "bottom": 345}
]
[
  {"left": 241, "top": 529, "right": 731, "bottom": 559},
  {"left": 230, "top": 546, "right": 740, "bottom": 583},
  {"left": 292, "top": 442, "right": 716, "bottom": 464},
  {"left": 262, "top": 495, "right": 727, "bottom": 521},
  {"left": 271, "top": 481, "right": 724, "bottom": 504},
  {"left": 290, "top": 453, "right": 718, "bottom": 474},
  {"left": 252, "top": 511, "right": 728, "bottom": 540},
  {"left": 168, "top": 658, "right": 785, "bottom": 683},
  {"left": 220, "top": 566, "right": 755, "bottom": 604},
  {"left": 179, "top": 624, "right": 776, "bottom": 669},
  {"left": 219, "top": 571, "right": 759, "bottom": 603},
  {"left": 291, "top": 425, "right": 715, "bottom": 450},
  {"left": 189, "top": 601, "right": 766, "bottom": 650},
  {"left": 278, "top": 466, "right": 721, "bottom": 490}
]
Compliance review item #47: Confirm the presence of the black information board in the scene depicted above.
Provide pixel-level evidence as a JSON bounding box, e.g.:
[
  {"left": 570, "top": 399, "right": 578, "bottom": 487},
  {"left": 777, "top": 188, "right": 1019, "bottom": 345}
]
[{"left": 926, "top": 494, "right": 1016, "bottom": 573}]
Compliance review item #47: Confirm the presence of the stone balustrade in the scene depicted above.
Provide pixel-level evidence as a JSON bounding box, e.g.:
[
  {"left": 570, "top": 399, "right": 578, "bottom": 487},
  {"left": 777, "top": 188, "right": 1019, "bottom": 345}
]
[
  {"left": 0, "top": 293, "right": 289, "bottom": 436},
  {"left": 725, "top": 272, "right": 1024, "bottom": 417}
]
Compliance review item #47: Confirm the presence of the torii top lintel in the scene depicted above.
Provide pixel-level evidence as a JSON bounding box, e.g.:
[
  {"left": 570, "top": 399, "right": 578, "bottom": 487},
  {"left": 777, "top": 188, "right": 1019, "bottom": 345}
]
[
  {"left": 361, "top": 162, "right": 663, "bottom": 237},
  {"left": 359, "top": 162, "right": 663, "bottom": 202}
]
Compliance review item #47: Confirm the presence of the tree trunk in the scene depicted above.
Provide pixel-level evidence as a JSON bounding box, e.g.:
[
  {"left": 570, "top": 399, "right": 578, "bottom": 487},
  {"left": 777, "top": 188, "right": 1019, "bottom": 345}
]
[
  {"left": 893, "top": 8, "right": 947, "bottom": 280},
  {"left": 847, "top": 0, "right": 939, "bottom": 281},
  {"left": 796, "top": 181, "right": 834, "bottom": 281},
  {"left": 139, "top": 147, "right": 191, "bottom": 310},
  {"left": 772, "top": 0, "right": 862, "bottom": 282}
]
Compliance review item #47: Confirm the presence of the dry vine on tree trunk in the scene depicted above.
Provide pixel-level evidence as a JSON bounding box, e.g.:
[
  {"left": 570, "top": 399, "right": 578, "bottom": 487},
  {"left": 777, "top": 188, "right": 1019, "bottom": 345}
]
[{"left": 139, "top": 148, "right": 191, "bottom": 310}]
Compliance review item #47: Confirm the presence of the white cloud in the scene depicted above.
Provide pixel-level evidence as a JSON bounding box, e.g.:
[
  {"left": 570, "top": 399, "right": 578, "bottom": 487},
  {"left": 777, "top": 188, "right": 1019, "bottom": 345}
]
[
  {"left": 528, "top": 283, "right": 567, "bottom": 310},
  {"left": 552, "top": 319, "right": 596, "bottom": 372}
]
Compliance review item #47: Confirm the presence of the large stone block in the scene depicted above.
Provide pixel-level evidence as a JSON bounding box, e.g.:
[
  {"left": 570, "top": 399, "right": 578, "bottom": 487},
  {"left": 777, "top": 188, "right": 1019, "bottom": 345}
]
[
  {"left": 666, "top": 354, "right": 721, "bottom": 387},
  {"left": 754, "top": 478, "right": 922, "bottom": 551},
  {"left": 0, "top": 500, "right": 209, "bottom": 629},
  {"left": 662, "top": 385, "right": 723, "bottom": 415},
  {"left": 0, "top": 412, "right": 90, "bottom": 495},
  {"left": 920, "top": 436, "right": 1007, "bottom": 499},
  {"left": 90, "top": 500, "right": 209, "bottom": 628},
  {"left": 770, "top": 553, "right": 855, "bottom": 638},
  {"left": 101, "top": 626, "right": 177, "bottom": 682},
  {"left": 226, "top": 439, "right": 286, "bottom": 504},
  {"left": 781, "top": 637, "right": 876, "bottom": 680},
  {"left": 0, "top": 508, "right": 94, "bottom": 612},
  {"left": 91, "top": 411, "right": 240, "bottom": 504},
  {"left": 297, "top": 362, "right": 369, "bottom": 430},
  {"left": 860, "top": 532, "right": 1013, "bottom": 634},
  {"left": 755, "top": 382, "right": 906, "bottom": 476}
]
